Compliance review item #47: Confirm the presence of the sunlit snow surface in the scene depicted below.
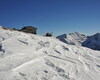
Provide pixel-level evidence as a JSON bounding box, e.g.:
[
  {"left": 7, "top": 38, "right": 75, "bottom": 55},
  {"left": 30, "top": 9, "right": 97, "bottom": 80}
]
[{"left": 0, "top": 27, "right": 100, "bottom": 80}]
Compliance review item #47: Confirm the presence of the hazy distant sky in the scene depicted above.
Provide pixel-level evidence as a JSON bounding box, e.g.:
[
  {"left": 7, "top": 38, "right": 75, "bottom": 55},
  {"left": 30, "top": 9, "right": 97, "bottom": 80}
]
[{"left": 0, "top": 0, "right": 100, "bottom": 36}]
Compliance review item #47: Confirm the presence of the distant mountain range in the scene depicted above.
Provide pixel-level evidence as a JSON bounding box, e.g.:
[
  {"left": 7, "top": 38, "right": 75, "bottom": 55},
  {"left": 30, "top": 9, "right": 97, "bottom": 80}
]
[{"left": 57, "top": 32, "right": 100, "bottom": 50}]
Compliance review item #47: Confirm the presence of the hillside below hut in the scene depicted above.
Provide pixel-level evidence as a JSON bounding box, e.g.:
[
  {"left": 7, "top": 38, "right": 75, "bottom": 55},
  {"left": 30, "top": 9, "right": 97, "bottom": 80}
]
[{"left": 20, "top": 26, "right": 37, "bottom": 34}]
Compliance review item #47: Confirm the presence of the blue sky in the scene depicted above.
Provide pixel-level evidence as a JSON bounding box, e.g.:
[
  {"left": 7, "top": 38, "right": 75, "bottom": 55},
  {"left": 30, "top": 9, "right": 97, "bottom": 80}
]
[{"left": 0, "top": 0, "right": 100, "bottom": 36}]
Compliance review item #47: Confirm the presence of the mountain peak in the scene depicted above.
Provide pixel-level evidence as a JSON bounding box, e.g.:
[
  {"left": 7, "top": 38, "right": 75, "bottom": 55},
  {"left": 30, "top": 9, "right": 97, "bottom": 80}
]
[{"left": 57, "top": 32, "right": 87, "bottom": 45}]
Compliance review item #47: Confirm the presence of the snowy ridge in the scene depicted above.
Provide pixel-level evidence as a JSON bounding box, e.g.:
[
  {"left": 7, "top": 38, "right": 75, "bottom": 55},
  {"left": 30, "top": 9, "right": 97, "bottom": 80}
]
[
  {"left": 57, "top": 32, "right": 87, "bottom": 46},
  {"left": 0, "top": 27, "right": 100, "bottom": 80},
  {"left": 82, "top": 33, "right": 100, "bottom": 50}
]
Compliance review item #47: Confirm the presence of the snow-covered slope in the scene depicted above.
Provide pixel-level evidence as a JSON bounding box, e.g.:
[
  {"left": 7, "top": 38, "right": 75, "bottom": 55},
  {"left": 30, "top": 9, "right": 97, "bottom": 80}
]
[
  {"left": 82, "top": 33, "right": 100, "bottom": 50},
  {"left": 0, "top": 27, "right": 100, "bottom": 80},
  {"left": 57, "top": 32, "right": 87, "bottom": 46}
]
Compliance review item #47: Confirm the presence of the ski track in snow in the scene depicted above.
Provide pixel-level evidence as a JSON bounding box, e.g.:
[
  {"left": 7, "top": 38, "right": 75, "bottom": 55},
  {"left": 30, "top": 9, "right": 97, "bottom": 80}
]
[{"left": 0, "top": 27, "right": 100, "bottom": 80}]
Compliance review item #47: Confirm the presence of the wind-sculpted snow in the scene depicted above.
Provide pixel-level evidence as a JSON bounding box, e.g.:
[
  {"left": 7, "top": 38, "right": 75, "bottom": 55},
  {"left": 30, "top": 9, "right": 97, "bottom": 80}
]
[{"left": 0, "top": 27, "right": 100, "bottom": 80}]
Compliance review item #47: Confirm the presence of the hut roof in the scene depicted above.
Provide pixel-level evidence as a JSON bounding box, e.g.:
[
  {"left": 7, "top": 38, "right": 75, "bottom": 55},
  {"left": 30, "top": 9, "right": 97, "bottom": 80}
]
[{"left": 21, "top": 26, "right": 37, "bottom": 30}]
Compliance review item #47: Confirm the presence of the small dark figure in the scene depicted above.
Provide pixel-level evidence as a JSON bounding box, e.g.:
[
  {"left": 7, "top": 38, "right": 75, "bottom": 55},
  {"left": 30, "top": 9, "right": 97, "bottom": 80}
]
[{"left": 45, "top": 33, "right": 52, "bottom": 37}]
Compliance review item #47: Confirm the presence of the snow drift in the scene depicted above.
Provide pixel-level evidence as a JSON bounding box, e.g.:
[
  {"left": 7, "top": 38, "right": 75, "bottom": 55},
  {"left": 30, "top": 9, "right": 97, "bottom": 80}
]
[{"left": 0, "top": 27, "right": 100, "bottom": 80}]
